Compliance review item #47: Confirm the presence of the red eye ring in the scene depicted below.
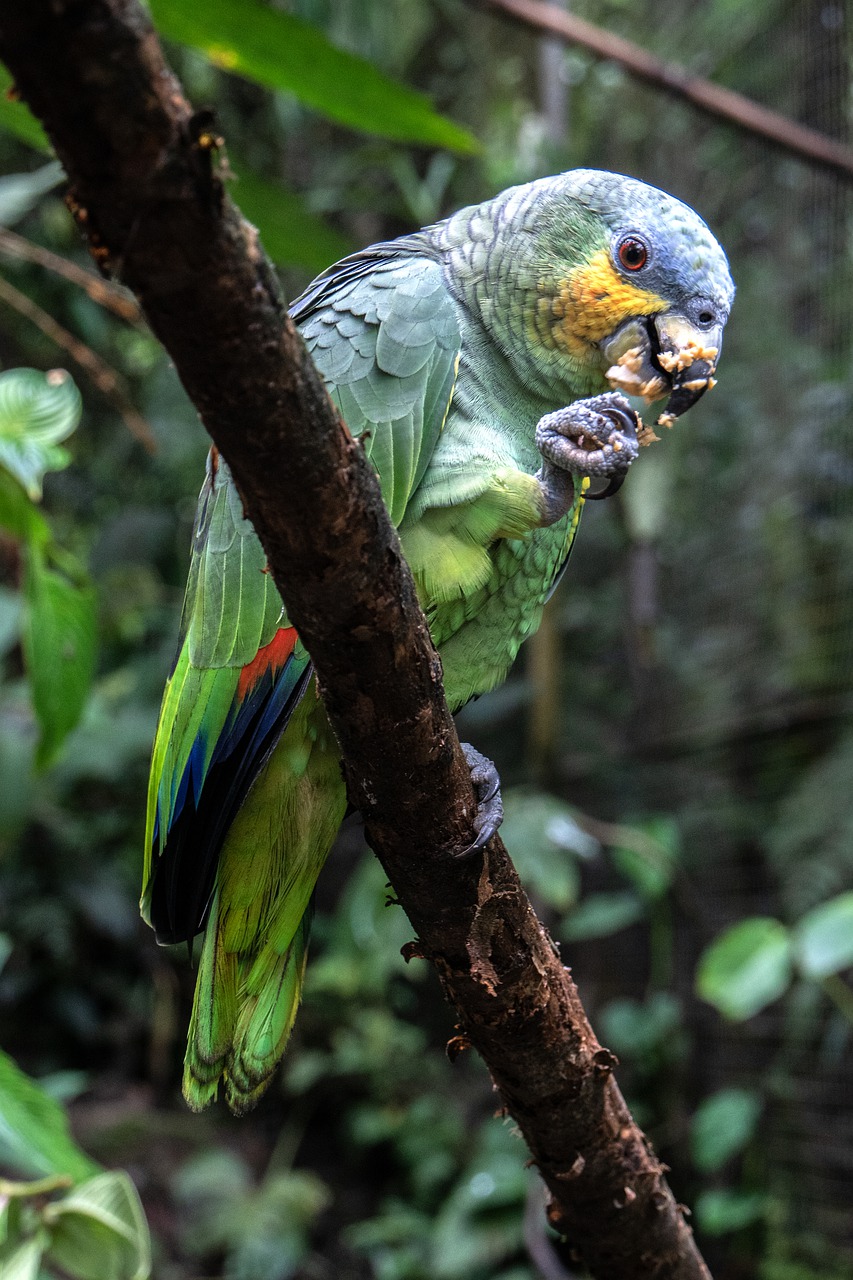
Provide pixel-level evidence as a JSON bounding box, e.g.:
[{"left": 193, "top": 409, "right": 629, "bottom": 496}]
[{"left": 617, "top": 237, "right": 648, "bottom": 271}]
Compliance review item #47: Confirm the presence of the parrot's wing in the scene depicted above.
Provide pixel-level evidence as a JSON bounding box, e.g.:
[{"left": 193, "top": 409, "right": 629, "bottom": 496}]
[
  {"left": 292, "top": 242, "right": 462, "bottom": 526},
  {"left": 144, "top": 245, "right": 461, "bottom": 945},
  {"left": 142, "top": 451, "right": 312, "bottom": 944}
]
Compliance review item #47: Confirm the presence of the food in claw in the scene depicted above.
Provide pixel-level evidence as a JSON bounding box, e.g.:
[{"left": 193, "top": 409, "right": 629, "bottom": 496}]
[{"left": 141, "top": 169, "right": 734, "bottom": 1113}]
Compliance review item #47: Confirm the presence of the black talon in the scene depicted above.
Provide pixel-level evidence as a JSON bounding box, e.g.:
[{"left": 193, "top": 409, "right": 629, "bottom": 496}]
[
  {"left": 586, "top": 472, "right": 626, "bottom": 500},
  {"left": 456, "top": 743, "right": 504, "bottom": 858}
]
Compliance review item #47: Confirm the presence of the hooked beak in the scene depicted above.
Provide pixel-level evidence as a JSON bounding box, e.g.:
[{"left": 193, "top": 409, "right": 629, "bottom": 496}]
[{"left": 600, "top": 311, "right": 723, "bottom": 435}]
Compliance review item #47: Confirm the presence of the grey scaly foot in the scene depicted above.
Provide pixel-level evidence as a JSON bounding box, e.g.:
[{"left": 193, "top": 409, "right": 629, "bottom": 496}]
[
  {"left": 455, "top": 743, "right": 504, "bottom": 858},
  {"left": 535, "top": 392, "right": 640, "bottom": 522}
]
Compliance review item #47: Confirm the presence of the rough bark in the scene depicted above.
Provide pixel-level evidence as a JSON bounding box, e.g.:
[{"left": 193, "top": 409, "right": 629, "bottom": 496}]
[{"left": 0, "top": 3, "right": 712, "bottom": 1276}]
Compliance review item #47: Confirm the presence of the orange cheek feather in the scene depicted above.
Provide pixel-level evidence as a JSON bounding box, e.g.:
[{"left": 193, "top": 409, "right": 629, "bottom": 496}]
[{"left": 551, "top": 249, "right": 668, "bottom": 358}]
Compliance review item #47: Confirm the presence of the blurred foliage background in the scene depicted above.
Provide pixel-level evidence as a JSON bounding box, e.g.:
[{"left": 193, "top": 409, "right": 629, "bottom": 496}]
[{"left": 0, "top": 0, "right": 852, "bottom": 1277}]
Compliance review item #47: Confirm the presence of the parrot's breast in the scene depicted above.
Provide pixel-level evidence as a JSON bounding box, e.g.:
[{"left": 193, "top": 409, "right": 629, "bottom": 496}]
[{"left": 427, "top": 505, "right": 581, "bottom": 712}]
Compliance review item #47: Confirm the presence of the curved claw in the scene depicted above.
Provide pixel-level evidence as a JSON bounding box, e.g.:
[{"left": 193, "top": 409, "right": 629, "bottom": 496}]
[
  {"left": 585, "top": 472, "right": 626, "bottom": 501},
  {"left": 455, "top": 743, "right": 503, "bottom": 859}
]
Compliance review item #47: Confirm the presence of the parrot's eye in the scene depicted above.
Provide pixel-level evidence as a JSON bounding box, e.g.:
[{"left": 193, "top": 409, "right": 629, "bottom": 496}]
[{"left": 617, "top": 236, "right": 648, "bottom": 272}]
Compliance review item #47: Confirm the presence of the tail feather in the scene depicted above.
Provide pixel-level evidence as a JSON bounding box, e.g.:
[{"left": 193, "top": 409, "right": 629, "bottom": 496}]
[
  {"left": 183, "top": 891, "right": 239, "bottom": 1111},
  {"left": 176, "top": 694, "right": 346, "bottom": 1113},
  {"left": 223, "top": 915, "right": 312, "bottom": 1114}
]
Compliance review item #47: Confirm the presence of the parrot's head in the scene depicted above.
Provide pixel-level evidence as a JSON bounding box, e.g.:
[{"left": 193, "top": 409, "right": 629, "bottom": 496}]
[
  {"left": 447, "top": 169, "right": 734, "bottom": 428},
  {"left": 549, "top": 170, "right": 734, "bottom": 431}
]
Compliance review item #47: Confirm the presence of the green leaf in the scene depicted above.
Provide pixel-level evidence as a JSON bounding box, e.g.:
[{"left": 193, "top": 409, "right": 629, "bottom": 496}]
[
  {"left": 696, "top": 917, "right": 792, "bottom": 1021},
  {"left": 0, "top": 1049, "right": 97, "bottom": 1183},
  {"left": 694, "top": 1188, "right": 768, "bottom": 1236},
  {"left": 0, "top": 368, "right": 82, "bottom": 500},
  {"left": 0, "top": 161, "right": 64, "bottom": 228},
  {"left": 149, "top": 0, "right": 477, "bottom": 152},
  {"left": 229, "top": 162, "right": 351, "bottom": 272},
  {"left": 0, "top": 67, "right": 51, "bottom": 154},
  {"left": 499, "top": 788, "right": 589, "bottom": 914},
  {"left": 430, "top": 1123, "right": 528, "bottom": 1279},
  {"left": 691, "top": 1088, "right": 762, "bottom": 1173},
  {"left": 0, "top": 469, "right": 50, "bottom": 545},
  {"left": 22, "top": 548, "right": 97, "bottom": 769},
  {"left": 792, "top": 892, "right": 853, "bottom": 979},
  {"left": 599, "top": 993, "right": 683, "bottom": 1063},
  {"left": 44, "top": 1172, "right": 151, "bottom": 1280},
  {"left": 612, "top": 816, "right": 680, "bottom": 901},
  {"left": 561, "top": 892, "right": 645, "bottom": 942},
  {"left": 0, "top": 1236, "right": 45, "bottom": 1280}
]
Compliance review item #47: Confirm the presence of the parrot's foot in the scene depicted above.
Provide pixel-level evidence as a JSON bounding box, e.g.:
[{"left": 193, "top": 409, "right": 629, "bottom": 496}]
[
  {"left": 535, "top": 392, "right": 640, "bottom": 519},
  {"left": 456, "top": 743, "right": 504, "bottom": 858}
]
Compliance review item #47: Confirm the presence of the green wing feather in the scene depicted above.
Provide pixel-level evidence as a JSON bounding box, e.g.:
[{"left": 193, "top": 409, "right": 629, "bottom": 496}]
[
  {"left": 294, "top": 249, "right": 461, "bottom": 525},
  {"left": 142, "top": 452, "right": 287, "bottom": 910},
  {"left": 145, "top": 246, "right": 464, "bottom": 1111}
]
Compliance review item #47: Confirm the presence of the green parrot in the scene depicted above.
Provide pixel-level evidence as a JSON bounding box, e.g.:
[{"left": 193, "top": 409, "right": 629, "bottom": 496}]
[{"left": 142, "top": 169, "right": 734, "bottom": 1113}]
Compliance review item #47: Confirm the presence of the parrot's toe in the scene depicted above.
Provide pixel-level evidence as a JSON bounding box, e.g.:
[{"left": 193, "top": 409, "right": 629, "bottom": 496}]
[
  {"left": 536, "top": 392, "right": 640, "bottom": 482},
  {"left": 456, "top": 742, "right": 504, "bottom": 858}
]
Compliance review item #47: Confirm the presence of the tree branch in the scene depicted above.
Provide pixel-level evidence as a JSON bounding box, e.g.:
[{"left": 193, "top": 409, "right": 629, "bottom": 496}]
[
  {"left": 484, "top": 0, "right": 853, "bottom": 181},
  {"left": 0, "top": 3, "right": 712, "bottom": 1276}
]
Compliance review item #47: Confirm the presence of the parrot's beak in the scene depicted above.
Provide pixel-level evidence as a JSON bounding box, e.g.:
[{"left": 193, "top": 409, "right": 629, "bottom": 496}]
[
  {"left": 600, "top": 311, "right": 723, "bottom": 431},
  {"left": 652, "top": 312, "right": 723, "bottom": 427}
]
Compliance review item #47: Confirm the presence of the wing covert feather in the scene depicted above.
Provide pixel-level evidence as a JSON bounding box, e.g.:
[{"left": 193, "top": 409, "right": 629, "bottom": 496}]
[
  {"left": 182, "top": 452, "right": 285, "bottom": 671},
  {"left": 297, "top": 252, "right": 461, "bottom": 527}
]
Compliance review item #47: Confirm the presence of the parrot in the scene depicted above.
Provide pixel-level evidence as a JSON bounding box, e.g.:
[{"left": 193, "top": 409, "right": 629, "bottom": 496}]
[{"left": 142, "top": 169, "right": 734, "bottom": 1113}]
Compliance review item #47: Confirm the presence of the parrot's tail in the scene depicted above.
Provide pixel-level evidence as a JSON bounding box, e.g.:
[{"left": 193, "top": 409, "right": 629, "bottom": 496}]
[
  {"left": 179, "top": 695, "right": 348, "bottom": 1113},
  {"left": 227, "top": 914, "right": 312, "bottom": 1114},
  {"left": 182, "top": 895, "right": 312, "bottom": 1114}
]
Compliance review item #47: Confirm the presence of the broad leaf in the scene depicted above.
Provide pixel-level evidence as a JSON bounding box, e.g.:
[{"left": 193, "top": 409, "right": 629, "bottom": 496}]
[
  {"left": 22, "top": 548, "right": 97, "bottom": 769},
  {"left": 691, "top": 1088, "right": 762, "bottom": 1173},
  {"left": 696, "top": 917, "right": 792, "bottom": 1021},
  {"left": 499, "top": 789, "right": 589, "bottom": 914},
  {"left": 612, "top": 816, "right": 680, "bottom": 901},
  {"left": 695, "top": 1188, "right": 768, "bottom": 1236},
  {"left": 792, "top": 892, "right": 853, "bottom": 979},
  {"left": 0, "top": 1236, "right": 45, "bottom": 1280},
  {"left": 0, "top": 368, "right": 82, "bottom": 499},
  {"left": 0, "top": 67, "right": 51, "bottom": 154},
  {"left": 599, "top": 993, "right": 682, "bottom": 1062},
  {"left": 44, "top": 1172, "right": 151, "bottom": 1280},
  {"left": 0, "top": 162, "right": 64, "bottom": 228},
  {"left": 0, "top": 468, "right": 50, "bottom": 545},
  {"left": 0, "top": 1049, "right": 97, "bottom": 1183},
  {"left": 150, "top": 0, "right": 477, "bottom": 152},
  {"left": 229, "top": 163, "right": 351, "bottom": 271},
  {"left": 561, "top": 892, "right": 644, "bottom": 942}
]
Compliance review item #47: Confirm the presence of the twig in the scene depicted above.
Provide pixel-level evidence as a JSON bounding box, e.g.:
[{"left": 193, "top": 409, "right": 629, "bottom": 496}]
[
  {"left": 0, "top": 3, "right": 712, "bottom": 1276},
  {"left": 484, "top": 0, "right": 853, "bottom": 180},
  {"left": 0, "top": 273, "right": 156, "bottom": 452},
  {"left": 0, "top": 225, "right": 143, "bottom": 324}
]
